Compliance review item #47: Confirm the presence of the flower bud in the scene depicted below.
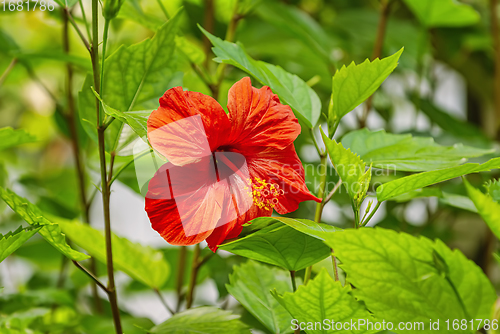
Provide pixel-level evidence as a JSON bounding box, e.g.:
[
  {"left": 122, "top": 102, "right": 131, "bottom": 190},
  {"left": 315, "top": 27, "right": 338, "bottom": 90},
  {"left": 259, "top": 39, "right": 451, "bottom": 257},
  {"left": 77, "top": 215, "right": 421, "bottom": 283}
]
[{"left": 103, "top": 0, "right": 125, "bottom": 20}]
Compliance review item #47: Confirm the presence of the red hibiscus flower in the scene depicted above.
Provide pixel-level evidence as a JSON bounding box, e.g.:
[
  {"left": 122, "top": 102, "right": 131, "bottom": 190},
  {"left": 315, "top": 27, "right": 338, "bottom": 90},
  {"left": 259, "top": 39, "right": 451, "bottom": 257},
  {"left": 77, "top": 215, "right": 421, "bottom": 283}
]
[{"left": 145, "top": 77, "right": 320, "bottom": 251}]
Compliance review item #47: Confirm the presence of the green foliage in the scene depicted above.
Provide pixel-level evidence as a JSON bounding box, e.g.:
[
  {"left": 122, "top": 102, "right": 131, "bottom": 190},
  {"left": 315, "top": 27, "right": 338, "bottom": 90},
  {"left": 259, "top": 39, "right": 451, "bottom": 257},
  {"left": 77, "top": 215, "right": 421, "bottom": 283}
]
[
  {"left": 78, "top": 11, "right": 183, "bottom": 149},
  {"left": 273, "top": 269, "right": 376, "bottom": 334},
  {"left": 484, "top": 179, "right": 500, "bottom": 203},
  {"left": 250, "top": 216, "right": 340, "bottom": 241},
  {"left": 377, "top": 157, "right": 500, "bottom": 201},
  {"left": 323, "top": 228, "right": 496, "bottom": 332},
  {"left": 402, "top": 0, "right": 480, "bottom": 27},
  {"left": 0, "top": 225, "right": 41, "bottom": 263},
  {"left": 227, "top": 260, "right": 293, "bottom": 334},
  {"left": 219, "top": 220, "right": 331, "bottom": 271},
  {"left": 464, "top": 179, "right": 500, "bottom": 240},
  {"left": 0, "top": 188, "right": 89, "bottom": 261},
  {"left": 327, "top": 49, "right": 403, "bottom": 136},
  {"left": 57, "top": 218, "right": 170, "bottom": 289},
  {"left": 53, "top": 0, "right": 79, "bottom": 7},
  {"left": 0, "top": 127, "right": 36, "bottom": 151},
  {"left": 341, "top": 128, "right": 493, "bottom": 172},
  {"left": 200, "top": 27, "right": 321, "bottom": 128},
  {"left": 150, "top": 306, "right": 251, "bottom": 333}
]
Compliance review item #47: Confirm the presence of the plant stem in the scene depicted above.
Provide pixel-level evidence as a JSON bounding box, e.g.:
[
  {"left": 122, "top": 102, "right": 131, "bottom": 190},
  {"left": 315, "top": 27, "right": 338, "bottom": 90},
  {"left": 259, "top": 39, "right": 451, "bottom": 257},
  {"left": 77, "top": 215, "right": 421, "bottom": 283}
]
[
  {"left": 359, "top": 0, "right": 391, "bottom": 128},
  {"left": 290, "top": 270, "right": 297, "bottom": 291},
  {"left": 314, "top": 154, "right": 328, "bottom": 223},
  {"left": 303, "top": 266, "right": 312, "bottom": 285},
  {"left": 65, "top": 7, "right": 91, "bottom": 53},
  {"left": 360, "top": 201, "right": 381, "bottom": 227},
  {"left": 156, "top": 0, "right": 170, "bottom": 20},
  {"left": 91, "top": 0, "right": 122, "bottom": 332},
  {"left": 72, "top": 260, "right": 108, "bottom": 293},
  {"left": 321, "top": 178, "right": 342, "bottom": 210},
  {"left": 331, "top": 251, "right": 339, "bottom": 282},
  {"left": 186, "top": 244, "right": 201, "bottom": 309},
  {"left": 0, "top": 58, "right": 17, "bottom": 88},
  {"left": 491, "top": 0, "right": 500, "bottom": 135},
  {"left": 100, "top": 19, "right": 110, "bottom": 95},
  {"left": 79, "top": 0, "right": 92, "bottom": 41},
  {"left": 154, "top": 288, "right": 174, "bottom": 315},
  {"left": 62, "top": 7, "right": 102, "bottom": 313},
  {"left": 175, "top": 246, "right": 187, "bottom": 312}
]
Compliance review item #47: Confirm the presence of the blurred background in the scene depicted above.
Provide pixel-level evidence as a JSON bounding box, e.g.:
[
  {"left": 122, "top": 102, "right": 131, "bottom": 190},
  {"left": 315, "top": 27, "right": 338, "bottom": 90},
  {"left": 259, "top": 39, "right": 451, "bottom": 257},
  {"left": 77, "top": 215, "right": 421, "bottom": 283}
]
[{"left": 1, "top": 0, "right": 500, "bottom": 332}]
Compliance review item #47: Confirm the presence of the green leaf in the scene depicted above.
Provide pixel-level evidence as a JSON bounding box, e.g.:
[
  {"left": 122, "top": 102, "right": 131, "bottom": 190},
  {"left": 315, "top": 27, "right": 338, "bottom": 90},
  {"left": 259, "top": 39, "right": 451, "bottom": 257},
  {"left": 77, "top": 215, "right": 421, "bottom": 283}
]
[
  {"left": 392, "top": 188, "right": 478, "bottom": 212},
  {"left": 0, "top": 188, "right": 89, "bottom": 261},
  {"left": 321, "top": 128, "right": 367, "bottom": 204},
  {"left": 0, "top": 226, "right": 41, "bottom": 263},
  {"left": 484, "top": 179, "right": 500, "bottom": 203},
  {"left": 0, "top": 127, "right": 36, "bottom": 151},
  {"left": 250, "top": 216, "right": 340, "bottom": 241},
  {"left": 323, "top": 228, "right": 496, "bottom": 331},
  {"left": 53, "top": 0, "right": 79, "bottom": 7},
  {"left": 175, "top": 36, "right": 206, "bottom": 65},
  {"left": 200, "top": 26, "right": 321, "bottom": 128},
  {"left": 328, "top": 48, "right": 403, "bottom": 135},
  {"left": 376, "top": 157, "right": 500, "bottom": 201},
  {"left": 227, "top": 260, "right": 293, "bottom": 334},
  {"left": 272, "top": 269, "right": 376, "bottom": 334},
  {"left": 402, "top": 0, "right": 480, "bottom": 27},
  {"left": 341, "top": 128, "right": 494, "bottom": 172},
  {"left": 78, "top": 11, "right": 183, "bottom": 148},
  {"left": 150, "top": 306, "right": 251, "bottom": 334},
  {"left": 13, "top": 51, "right": 91, "bottom": 71},
  {"left": 57, "top": 218, "right": 169, "bottom": 289},
  {"left": 464, "top": 179, "right": 500, "bottom": 240},
  {"left": 219, "top": 221, "right": 331, "bottom": 271}
]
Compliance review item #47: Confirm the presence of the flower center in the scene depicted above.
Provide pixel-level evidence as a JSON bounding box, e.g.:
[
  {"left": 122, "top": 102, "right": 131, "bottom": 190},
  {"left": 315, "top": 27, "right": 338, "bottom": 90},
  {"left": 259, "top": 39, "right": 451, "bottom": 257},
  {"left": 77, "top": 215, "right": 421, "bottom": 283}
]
[{"left": 244, "top": 177, "right": 284, "bottom": 211}]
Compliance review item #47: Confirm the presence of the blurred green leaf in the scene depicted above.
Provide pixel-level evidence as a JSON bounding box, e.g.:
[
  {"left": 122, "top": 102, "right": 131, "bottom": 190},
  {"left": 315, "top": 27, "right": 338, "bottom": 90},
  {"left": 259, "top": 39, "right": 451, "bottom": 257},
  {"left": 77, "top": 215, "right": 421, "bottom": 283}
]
[
  {"left": 377, "top": 157, "right": 500, "bottom": 201},
  {"left": 13, "top": 51, "right": 91, "bottom": 71},
  {"left": 328, "top": 48, "right": 403, "bottom": 135},
  {"left": 118, "top": 0, "right": 163, "bottom": 30},
  {"left": 78, "top": 10, "right": 183, "bottom": 149},
  {"left": 150, "top": 306, "right": 251, "bottom": 333},
  {"left": 392, "top": 187, "right": 478, "bottom": 212},
  {"left": 200, "top": 26, "right": 321, "bottom": 128},
  {"left": 0, "top": 188, "right": 89, "bottom": 261},
  {"left": 484, "top": 179, "right": 500, "bottom": 203},
  {"left": 227, "top": 260, "right": 293, "bottom": 334},
  {"left": 323, "top": 228, "right": 496, "bottom": 331},
  {"left": 0, "top": 225, "right": 41, "bottom": 263},
  {"left": 250, "top": 216, "right": 340, "bottom": 241},
  {"left": 341, "top": 128, "right": 493, "bottom": 172},
  {"left": 464, "top": 179, "right": 500, "bottom": 240},
  {"left": 272, "top": 269, "right": 376, "bottom": 334},
  {"left": 402, "top": 0, "right": 480, "bottom": 27},
  {"left": 321, "top": 128, "right": 369, "bottom": 206},
  {"left": 57, "top": 218, "right": 170, "bottom": 289},
  {"left": 176, "top": 36, "right": 206, "bottom": 65},
  {"left": 0, "top": 127, "right": 36, "bottom": 151},
  {"left": 53, "top": 0, "right": 79, "bottom": 7},
  {"left": 219, "top": 221, "right": 330, "bottom": 271},
  {"left": 81, "top": 315, "right": 155, "bottom": 334}
]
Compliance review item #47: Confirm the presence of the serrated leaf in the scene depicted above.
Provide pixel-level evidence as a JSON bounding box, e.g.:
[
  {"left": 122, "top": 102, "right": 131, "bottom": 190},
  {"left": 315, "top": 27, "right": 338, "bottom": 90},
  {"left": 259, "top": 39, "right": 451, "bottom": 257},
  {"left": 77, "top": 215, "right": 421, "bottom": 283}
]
[
  {"left": 200, "top": 26, "right": 321, "bottom": 128},
  {"left": 341, "top": 128, "right": 494, "bottom": 172},
  {"left": 323, "top": 228, "right": 496, "bottom": 333},
  {"left": 273, "top": 269, "right": 376, "bottom": 334},
  {"left": 150, "top": 306, "right": 251, "bottom": 333},
  {"left": 227, "top": 260, "right": 293, "bottom": 334},
  {"left": 0, "top": 188, "right": 89, "bottom": 261},
  {"left": 250, "top": 216, "right": 340, "bottom": 241},
  {"left": 402, "top": 0, "right": 480, "bottom": 28},
  {"left": 78, "top": 11, "right": 183, "bottom": 149},
  {"left": 56, "top": 218, "right": 169, "bottom": 289},
  {"left": 464, "top": 179, "right": 500, "bottom": 240},
  {"left": 321, "top": 128, "right": 367, "bottom": 203},
  {"left": 0, "top": 226, "right": 41, "bottom": 263},
  {"left": 376, "top": 157, "right": 500, "bottom": 202},
  {"left": 0, "top": 127, "right": 36, "bottom": 151},
  {"left": 484, "top": 179, "right": 500, "bottom": 203},
  {"left": 328, "top": 49, "right": 402, "bottom": 135},
  {"left": 219, "top": 221, "right": 331, "bottom": 271}
]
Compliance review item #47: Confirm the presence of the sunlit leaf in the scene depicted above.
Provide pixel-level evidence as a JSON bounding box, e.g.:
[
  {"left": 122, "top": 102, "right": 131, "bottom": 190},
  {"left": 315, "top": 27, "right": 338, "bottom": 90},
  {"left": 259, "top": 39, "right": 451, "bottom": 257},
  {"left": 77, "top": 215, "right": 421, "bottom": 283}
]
[
  {"left": 0, "top": 188, "right": 89, "bottom": 261},
  {"left": 0, "top": 226, "right": 41, "bottom": 263},
  {"left": 0, "top": 127, "right": 36, "bottom": 151},
  {"left": 464, "top": 179, "right": 500, "bottom": 240},
  {"left": 150, "top": 306, "right": 251, "bottom": 333},
  {"left": 272, "top": 269, "right": 376, "bottom": 334},
  {"left": 328, "top": 48, "right": 403, "bottom": 136},
  {"left": 227, "top": 260, "right": 293, "bottom": 334},
  {"left": 53, "top": 0, "right": 79, "bottom": 8},
  {"left": 219, "top": 221, "right": 331, "bottom": 271},
  {"left": 200, "top": 26, "right": 321, "bottom": 128},
  {"left": 341, "top": 128, "right": 494, "bottom": 172},
  {"left": 323, "top": 228, "right": 496, "bottom": 332},
  {"left": 250, "top": 216, "right": 340, "bottom": 241},
  {"left": 376, "top": 157, "right": 500, "bottom": 201},
  {"left": 57, "top": 219, "right": 169, "bottom": 289},
  {"left": 402, "top": 0, "right": 480, "bottom": 27}
]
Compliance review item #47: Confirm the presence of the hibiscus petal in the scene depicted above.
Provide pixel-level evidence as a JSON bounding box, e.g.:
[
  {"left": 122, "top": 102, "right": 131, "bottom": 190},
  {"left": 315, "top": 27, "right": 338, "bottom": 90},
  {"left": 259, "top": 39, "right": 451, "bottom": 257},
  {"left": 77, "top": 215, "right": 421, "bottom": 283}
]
[
  {"left": 226, "top": 77, "right": 300, "bottom": 150},
  {"left": 148, "top": 87, "right": 231, "bottom": 166}
]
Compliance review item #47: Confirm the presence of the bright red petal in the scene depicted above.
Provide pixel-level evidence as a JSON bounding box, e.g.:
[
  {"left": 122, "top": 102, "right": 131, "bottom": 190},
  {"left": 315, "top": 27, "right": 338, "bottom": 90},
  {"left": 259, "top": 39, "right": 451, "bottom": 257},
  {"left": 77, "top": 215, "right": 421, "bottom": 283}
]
[
  {"left": 148, "top": 87, "right": 231, "bottom": 166},
  {"left": 226, "top": 77, "right": 300, "bottom": 150}
]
